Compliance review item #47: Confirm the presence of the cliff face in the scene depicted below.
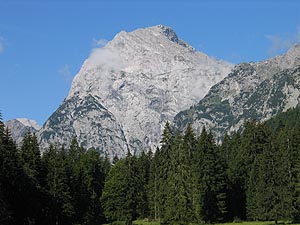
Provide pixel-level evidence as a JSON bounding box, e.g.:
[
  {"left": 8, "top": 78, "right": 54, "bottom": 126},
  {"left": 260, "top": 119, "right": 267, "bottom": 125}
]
[{"left": 38, "top": 25, "right": 232, "bottom": 157}]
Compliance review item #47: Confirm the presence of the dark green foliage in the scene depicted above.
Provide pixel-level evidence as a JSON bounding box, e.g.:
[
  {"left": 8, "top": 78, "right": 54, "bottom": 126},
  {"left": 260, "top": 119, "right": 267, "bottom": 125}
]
[
  {"left": 85, "top": 113, "right": 300, "bottom": 223},
  {"left": 20, "top": 132, "right": 42, "bottom": 184},
  {"left": 2, "top": 107, "right": 300, "bottom": 224},
  {"left": 136, "top": 150, "right": 151, "bottom": 218},
  {"left": 0, "top": 116, "right": 44, "bottom": 225},
  {"left": 78, "top": 149, "right": 105, "bottom": 224},
  {"left": 43, "top": 145, "right": 74, "bottom": 225},
  {"left": 224, "top": 132, "right": 246, "bottom": 221},
  {"left": 198, "top": 130, "right": 227, "bottom": 223},
  {"left": 101, "top": 157, "right": 135, "bottom": 223},
  {"left": 0, "top": 119, "right": 19, "bottom": 225},
  {"left": 164, "top": 133, "right": 195, "bottom": 223},
  {"left": 102, "top": 151, "right": 150, "bottom": 224},
  {"left": 148, "top": 147, "right": 160, "bottom": 220},
  {"left": 152, "top": 122, "right": 174, "bottom": 221}
]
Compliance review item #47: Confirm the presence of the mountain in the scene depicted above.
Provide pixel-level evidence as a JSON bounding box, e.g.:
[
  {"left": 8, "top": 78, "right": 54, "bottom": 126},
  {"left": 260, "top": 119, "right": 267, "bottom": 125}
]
[
  {"left": 38, "top": 25, "right": 233, "bottom": 158},
  {"left": 5, "top": 118, "right": 41, "bottom": 145},
  {"left": 38, "top": 95, "right": 129, "bottom": 157},
  {"left": 174, "top": 44, "right": 300, "bottom": 140}
]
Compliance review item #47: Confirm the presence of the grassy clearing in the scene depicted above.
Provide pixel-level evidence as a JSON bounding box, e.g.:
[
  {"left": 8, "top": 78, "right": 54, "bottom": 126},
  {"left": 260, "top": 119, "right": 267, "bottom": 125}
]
[
  {"left": 217, "top": 222, "right": 300, "bottom": 225},
  {"left": 216, "top": 222, "right": 284, "bottom": 225},
  {"left": 133, "top": 220, "right": 160, "bottom": 225},
  {"left": 131, "top": 220, "right": 300, "bottom": 225}
]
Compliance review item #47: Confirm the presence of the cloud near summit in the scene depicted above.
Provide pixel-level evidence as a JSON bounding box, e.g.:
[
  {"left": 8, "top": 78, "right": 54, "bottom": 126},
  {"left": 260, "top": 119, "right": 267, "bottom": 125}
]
[
  {"left": 266, "top": 27, "right": 300, "bottom": 55},
  {"left": 86, "top": 47, "right": 127, "bottom": 71},
  {"left": 92, "top": 38, "right": 108, "bottom": 47}
]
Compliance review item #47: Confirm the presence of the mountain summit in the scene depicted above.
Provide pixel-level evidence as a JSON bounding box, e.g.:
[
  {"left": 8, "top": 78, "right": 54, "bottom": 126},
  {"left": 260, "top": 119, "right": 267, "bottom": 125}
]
[{"left": 38, "top": 25, "right": 233, "bottom": 157}]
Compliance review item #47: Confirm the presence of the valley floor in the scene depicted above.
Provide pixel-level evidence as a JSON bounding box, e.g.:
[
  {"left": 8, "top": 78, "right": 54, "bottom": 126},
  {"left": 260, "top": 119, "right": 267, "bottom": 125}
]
[{"left": 131, "top": 221, "right": 300, "bottom": 225}]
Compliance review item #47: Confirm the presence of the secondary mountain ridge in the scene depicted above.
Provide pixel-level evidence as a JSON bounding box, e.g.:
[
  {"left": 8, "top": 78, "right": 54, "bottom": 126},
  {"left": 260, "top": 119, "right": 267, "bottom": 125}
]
[{"left": 174, "top": 44, "right": 300, "bottom": 139}]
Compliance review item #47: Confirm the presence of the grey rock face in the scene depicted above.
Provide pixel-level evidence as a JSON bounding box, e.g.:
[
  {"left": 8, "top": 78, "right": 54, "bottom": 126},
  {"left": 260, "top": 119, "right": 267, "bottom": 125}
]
[
  {"left": 38, "top": 95, "right": 129, "bottom": 158},
  {"left": 174, "top": 45, "right": 300, "bottom": 140},
  {"left": 39, "top": 25, "right": 232, "bottom": 156},
  {"left": 5, "top": 118, "right": 41, "bottom": 146}
]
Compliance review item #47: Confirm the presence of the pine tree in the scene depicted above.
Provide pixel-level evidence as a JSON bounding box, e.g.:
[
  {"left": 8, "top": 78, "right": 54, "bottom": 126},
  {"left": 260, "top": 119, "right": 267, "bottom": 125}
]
[
  {"left": 224, "top": 132, "right": 246, "bottom": 221},
  {"left": 0, "top": 114, "right": 12, "bottom": 224},
  {"left": 79, "top": 149, "right": 105, "bottom": 224},
  {"left": 288, "top": 125, "right": 300, "bottom": 222},
  {"left": 102, "top": 153, "right": 111, "bottom": 177},
  {"left": 101, "top": 159, "right": 131, "bottom": 223},
  {"left": 183, "top": 124, "right": 198, "bottom": 222},
  {"left": 136, "top": 150, "right": 150, "bottom": 218},
  {"left": 255, "top": 130, "right": 291, "bottom": 223},
  {"left": 164, "top": 133, "right": 195, "bottom": 223},
  {"left": 64, "top": 138, "right": 85, "bottom": 224},
  {"left": 20, "top": 132, "right": 42, "bottom": 183},
  {"left": 148, "top": 147, "right": 160, "bottom": 220},
  {"left": 156, "top": 122, "right": 174, "bottom": 221},
  {"left": 42, "top": 145, "right": 74, "bottom": 225},
  {"left": 19, "top": 132, "right": 47, "bottom": 224},
  {"left": 240, "top": 122, "right": 270, "bottom": 220},
  {"left": 198, "top": 129, "right": 227, "bottom": 223},
  {"left": 0, "top": 125, "right": 39, "bottom": 224}
]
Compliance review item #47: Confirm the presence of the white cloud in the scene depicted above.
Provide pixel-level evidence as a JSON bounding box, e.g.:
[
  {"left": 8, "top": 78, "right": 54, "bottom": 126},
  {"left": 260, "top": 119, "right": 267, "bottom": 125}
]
[
  {"left": 0, "top": 36, "right": 5, "bottom": 53},
  {"left": 266, "top": 27, "right": 300, "bottom": 55},
  {"left": 86, "top": 47, "right": 127, "bottom": 71},
  {"left": 58, "top": 64, "right": 72, "bottom": 82},
  {"left": 86, "top": 36, "right": 128, "bottom": 72},
  {"left": 92, "top": 37, "right": 108, "bottom": 47}
]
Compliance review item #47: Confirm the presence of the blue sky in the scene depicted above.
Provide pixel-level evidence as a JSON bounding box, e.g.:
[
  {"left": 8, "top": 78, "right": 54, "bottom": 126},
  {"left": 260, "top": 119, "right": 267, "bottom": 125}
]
[{"left": 1, "top": 0, "right": 300, "bottom": 125}]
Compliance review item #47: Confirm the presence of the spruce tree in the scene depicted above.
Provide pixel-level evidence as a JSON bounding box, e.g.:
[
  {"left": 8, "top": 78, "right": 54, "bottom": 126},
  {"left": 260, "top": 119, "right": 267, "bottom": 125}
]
[
  {"left": 148, "top": 147, "right": 160, "bottom": 220},
  {"left": 164, "top": 133, "right": 195, "bottom": 223},
  {"left": 156, "top": 122, "right": 174, "bottom": 221},
  {"left": 79, "top": 149, "right": 105, "bottom": 224},
  {"left": 0, "top": 125, "right": 42, "bottom": 224},
  {"left": 101, "top": 159, "right": 131, "bottom": 222},
  {"left": 240, "top": 122, "right": 270, "bottom": 220},
  {"left": 288, "top": 125, "right": 300, "bottom": 222},
  {"left": 255, "top": 130, "right": 291, "bottom": 223},
  {"left": 20, "top": 132, "right": 42, "bottom": 183},
  {"left": 224, "top": 132, "right": 247, "bottom": 221},
  {"left": 0, "top": 115, "right": 12, "bottom": 224},
  {"left": 198, "top": 129, "right": 227, "bottom": 223},
  {"left": 42, "top": 145, "right": 74, "bottom": 225},
  {"left": 136, "top": 150, "right": 150, "bottom": 218}
]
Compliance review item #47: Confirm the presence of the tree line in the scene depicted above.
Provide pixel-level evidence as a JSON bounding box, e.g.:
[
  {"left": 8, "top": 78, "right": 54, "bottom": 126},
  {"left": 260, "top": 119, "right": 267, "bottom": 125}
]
[
  {"left": 1, "top": 108, "right": 300, "bottom": 224},
  {"left": 0, "top": 113, "right": 110, "bottom": 225}
]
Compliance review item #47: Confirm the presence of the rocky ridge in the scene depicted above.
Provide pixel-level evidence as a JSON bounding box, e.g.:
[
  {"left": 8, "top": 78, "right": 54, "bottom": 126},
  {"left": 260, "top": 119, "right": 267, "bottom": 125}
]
[
  {"left": 38, "top": 25, "right": 233, "bottom": 157},
  {"left": 5, "top": 118, "right": 41, "bottom": 146},
  {"left": 174, "top": 44, "right": 300, "bottom": 140}
]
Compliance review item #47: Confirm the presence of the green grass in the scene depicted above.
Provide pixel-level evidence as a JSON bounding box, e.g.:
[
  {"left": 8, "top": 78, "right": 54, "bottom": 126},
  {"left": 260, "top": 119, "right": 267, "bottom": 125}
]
[
  {"left": 217, "top": 222, "right": 285, "bottom": 225},
  {"left": 131, "top": 221, "right": 300, "bottom": 225},
  {"left": 103, "top": 220, "right": 300, "bottom": 225},
  {"left": 133, "top": 220, "right": 160, "bottom": 225}
]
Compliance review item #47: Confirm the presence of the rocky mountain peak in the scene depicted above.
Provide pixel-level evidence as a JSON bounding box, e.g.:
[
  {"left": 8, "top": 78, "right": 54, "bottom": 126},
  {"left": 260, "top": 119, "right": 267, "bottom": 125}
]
[
  {"left": 155, "top": 24, "right": 192, "bottom": 49},
  {"left": 38, "top": 25, "right": 233, "bottom": 157},
  {"left": 16, "top": 118, "right": 41, "bottom": 131},
  {"left": 5, "top": 118, "right": 40, "bottom": 146}
]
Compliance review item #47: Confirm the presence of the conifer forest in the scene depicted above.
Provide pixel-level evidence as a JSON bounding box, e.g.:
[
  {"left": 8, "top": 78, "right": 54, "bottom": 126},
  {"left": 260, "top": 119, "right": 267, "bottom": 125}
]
[{"left": 2, "top": 108, "right": 300, "bottom": 225}]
